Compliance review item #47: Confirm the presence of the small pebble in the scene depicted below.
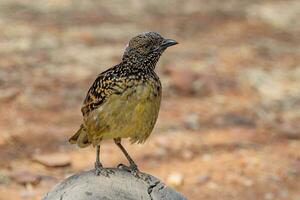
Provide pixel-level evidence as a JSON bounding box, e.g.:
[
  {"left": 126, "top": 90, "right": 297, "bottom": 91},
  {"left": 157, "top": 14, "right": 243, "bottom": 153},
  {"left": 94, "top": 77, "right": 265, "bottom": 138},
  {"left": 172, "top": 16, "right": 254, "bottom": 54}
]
[
  {"left": 10, "top": 170, "right": 41, "bottom": 185},
  {"left": 167, "top": 172, "right": 184, "bottom": 187},
  {"left": 181, "top": 150, "right": 193, "bottom": 160},
  {"left": 242, "top": 178, "right": 254, "bottom": 187},
  {"left": 184, "top": 113, "right": 200, "bottom": 130},
  {"left": 202, "top": 154, "right": 212, "bottom": 162},
  {"left": 33, "top": 153, "right": 71, "bottom": 167},
  {"left": 207, "top": 181, "right": 218, "bottom": 189},
  {"left": 264, "top": 192, "right": 274, "bottom": 200},
  {"left": 196, "top": 174, "right": 210, "bottom": 185},
  {"left": 154, "top": 147, "right": 168, "bottom": 158}
]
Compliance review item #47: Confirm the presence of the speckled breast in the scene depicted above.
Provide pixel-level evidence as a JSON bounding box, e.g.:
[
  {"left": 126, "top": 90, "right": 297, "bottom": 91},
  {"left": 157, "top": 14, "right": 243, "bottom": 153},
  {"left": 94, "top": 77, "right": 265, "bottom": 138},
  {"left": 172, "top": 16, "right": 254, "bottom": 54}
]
[{"left": 85, "top": 79, "right": 162, "bottom": 144}]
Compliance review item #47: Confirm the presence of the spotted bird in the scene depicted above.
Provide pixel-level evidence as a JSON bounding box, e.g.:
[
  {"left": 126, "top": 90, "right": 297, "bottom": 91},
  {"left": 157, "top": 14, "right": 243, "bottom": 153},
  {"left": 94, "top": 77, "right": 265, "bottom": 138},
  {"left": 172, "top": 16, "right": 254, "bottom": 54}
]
[{"left": 69, "top": 32, "right": 178, "bottom": 176}]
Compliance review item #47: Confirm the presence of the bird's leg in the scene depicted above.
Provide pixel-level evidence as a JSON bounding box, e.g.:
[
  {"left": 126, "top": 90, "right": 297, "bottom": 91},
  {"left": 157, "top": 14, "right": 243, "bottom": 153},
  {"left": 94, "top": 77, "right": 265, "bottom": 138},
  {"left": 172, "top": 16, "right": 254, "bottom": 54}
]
[
  {"left": 114, "top": 138, "right": 139, "bottom": 174},
  {"left": 94, "top": 145, "right": 114, "bottom": 177},
  {"left": 114, "top": 138, "right": 153, "bottom": 183},
  {"left": 95, "top": 145, "right": 102, "bottom": 168}
]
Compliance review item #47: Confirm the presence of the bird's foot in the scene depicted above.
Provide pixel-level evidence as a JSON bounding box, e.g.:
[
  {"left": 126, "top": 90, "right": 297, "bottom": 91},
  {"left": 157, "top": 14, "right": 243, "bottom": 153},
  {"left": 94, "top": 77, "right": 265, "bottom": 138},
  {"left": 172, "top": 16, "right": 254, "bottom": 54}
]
[
  {"left": 118, "top": 163, "right": 152, "bottom": 183},
  {"left": 95, "top": 162, "right": 114, "bottom": 177},
  {"left": 95, "top": 168, "right": 114, "bottom": 177},
  {"left": 117, "top": 163, "right": 138, "bottom": 174}
]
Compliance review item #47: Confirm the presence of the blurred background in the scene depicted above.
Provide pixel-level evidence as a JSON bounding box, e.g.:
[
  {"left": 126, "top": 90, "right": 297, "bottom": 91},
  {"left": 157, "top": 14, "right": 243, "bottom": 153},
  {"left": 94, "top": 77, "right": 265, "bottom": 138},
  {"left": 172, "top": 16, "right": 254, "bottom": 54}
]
[{"left": 0, "top": 0, "right": 300, "bottom": 199}]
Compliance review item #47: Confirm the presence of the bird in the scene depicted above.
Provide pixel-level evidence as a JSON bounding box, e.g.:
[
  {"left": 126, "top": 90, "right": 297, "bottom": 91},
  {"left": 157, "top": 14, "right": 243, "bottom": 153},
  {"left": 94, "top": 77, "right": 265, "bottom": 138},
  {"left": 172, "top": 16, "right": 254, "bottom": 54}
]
[{"left": 69, "top": 32, "right": 178, "bottom": 177}]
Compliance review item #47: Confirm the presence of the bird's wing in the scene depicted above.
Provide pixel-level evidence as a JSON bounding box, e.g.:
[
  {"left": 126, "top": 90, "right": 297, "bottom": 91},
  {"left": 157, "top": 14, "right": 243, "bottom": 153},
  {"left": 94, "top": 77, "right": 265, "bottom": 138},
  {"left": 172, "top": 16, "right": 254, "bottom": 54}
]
[{"left": 81, "top": 67, "right": 127, "bottom": 117}]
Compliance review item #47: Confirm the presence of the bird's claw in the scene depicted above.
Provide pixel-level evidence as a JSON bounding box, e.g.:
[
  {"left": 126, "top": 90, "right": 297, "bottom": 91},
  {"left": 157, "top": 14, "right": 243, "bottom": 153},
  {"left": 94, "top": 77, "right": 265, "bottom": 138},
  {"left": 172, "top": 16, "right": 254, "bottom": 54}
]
[
  {"left": 95, "top": 167, "right": 115, "bottom": 177},
  {"left": 118, "top": 163, "right": 138, "bottom": 175},
  {"left": 117, "top": 163, "right": 129, "bottom": 171},
  {"left": 95, "top": 163, "right": 114, "bottom": 177},
  {"left": 118, "top": 163, "right": 152, "bottom": 183}
]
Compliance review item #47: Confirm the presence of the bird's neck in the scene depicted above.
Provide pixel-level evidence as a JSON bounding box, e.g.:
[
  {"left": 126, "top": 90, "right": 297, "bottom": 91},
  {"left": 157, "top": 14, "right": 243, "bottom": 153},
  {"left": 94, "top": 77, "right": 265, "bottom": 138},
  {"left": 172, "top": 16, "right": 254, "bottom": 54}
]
[{"left": 121, "top": 52, "right": 162, "bottom": 71}]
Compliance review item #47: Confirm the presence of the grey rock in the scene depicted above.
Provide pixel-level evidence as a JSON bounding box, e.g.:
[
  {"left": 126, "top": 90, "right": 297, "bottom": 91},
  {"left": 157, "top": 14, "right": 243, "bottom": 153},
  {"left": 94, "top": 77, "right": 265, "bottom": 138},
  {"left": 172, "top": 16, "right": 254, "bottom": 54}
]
[{"left": 42, "top": 168, "right": 187, "bottom": 200}]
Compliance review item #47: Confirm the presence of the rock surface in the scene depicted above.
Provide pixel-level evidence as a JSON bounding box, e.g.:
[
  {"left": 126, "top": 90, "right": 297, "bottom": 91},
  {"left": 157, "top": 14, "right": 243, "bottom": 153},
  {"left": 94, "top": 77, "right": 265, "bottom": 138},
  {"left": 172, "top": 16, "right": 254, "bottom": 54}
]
[{"left": 42, "top": 168, "right": 187, "bottom": 200}]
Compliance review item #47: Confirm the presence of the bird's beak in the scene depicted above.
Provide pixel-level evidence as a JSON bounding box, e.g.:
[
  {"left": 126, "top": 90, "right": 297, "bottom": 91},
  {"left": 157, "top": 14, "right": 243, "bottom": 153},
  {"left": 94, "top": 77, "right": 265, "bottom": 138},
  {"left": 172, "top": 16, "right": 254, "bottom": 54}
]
[{"left": 161, "top": 39, "right": 178, "bottom": 49}]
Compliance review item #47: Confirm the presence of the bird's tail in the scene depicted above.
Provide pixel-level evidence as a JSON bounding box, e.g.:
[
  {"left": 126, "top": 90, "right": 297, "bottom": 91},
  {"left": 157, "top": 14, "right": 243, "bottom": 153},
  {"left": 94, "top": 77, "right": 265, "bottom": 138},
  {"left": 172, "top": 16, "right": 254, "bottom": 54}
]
[{"left": 69, "top": 124, "right": 91, "bottom": 148}]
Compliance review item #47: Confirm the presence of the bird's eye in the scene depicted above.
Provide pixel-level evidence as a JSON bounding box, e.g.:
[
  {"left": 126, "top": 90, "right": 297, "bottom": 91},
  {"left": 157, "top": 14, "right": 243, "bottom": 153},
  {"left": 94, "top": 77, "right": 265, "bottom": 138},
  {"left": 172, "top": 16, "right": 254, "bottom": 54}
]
[{"left": 145, "top": 42, "right": 153, "bottom": 49}]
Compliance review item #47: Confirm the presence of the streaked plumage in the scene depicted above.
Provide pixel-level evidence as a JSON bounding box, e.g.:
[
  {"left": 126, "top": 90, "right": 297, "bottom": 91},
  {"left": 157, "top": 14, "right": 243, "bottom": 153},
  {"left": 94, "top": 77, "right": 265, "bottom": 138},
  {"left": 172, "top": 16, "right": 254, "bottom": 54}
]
[{"left": 69, "top": 32, "right": 177, "bottom": 176}]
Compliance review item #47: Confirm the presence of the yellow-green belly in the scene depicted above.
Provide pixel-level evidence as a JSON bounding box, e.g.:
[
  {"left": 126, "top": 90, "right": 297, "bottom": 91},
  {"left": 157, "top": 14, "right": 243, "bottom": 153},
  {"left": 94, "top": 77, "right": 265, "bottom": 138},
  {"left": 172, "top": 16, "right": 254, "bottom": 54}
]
[{"left": 84, "top": 82, "right": 161, "bottom": 145}]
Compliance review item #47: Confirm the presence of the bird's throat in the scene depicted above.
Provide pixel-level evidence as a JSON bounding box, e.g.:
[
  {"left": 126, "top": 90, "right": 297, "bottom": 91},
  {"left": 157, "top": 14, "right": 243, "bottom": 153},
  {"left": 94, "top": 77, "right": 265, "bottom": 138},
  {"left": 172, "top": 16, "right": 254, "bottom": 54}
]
[{"left": 122, "top": 52, "right": 161, "bottom": 70}]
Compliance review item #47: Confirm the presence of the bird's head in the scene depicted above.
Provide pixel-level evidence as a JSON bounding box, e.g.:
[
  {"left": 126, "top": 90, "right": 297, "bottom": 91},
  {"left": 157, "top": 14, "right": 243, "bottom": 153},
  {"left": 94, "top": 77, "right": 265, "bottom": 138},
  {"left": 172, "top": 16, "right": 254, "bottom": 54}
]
[{"left": 122, "top": 32, "right": 178, "bottom": 68}]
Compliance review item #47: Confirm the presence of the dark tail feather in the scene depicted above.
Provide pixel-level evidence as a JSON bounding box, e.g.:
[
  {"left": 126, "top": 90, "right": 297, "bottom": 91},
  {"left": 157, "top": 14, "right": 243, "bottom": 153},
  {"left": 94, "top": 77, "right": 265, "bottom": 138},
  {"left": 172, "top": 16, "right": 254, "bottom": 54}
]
[{"left": 69, "top": 124, "right": 91, "bottom": 148}]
